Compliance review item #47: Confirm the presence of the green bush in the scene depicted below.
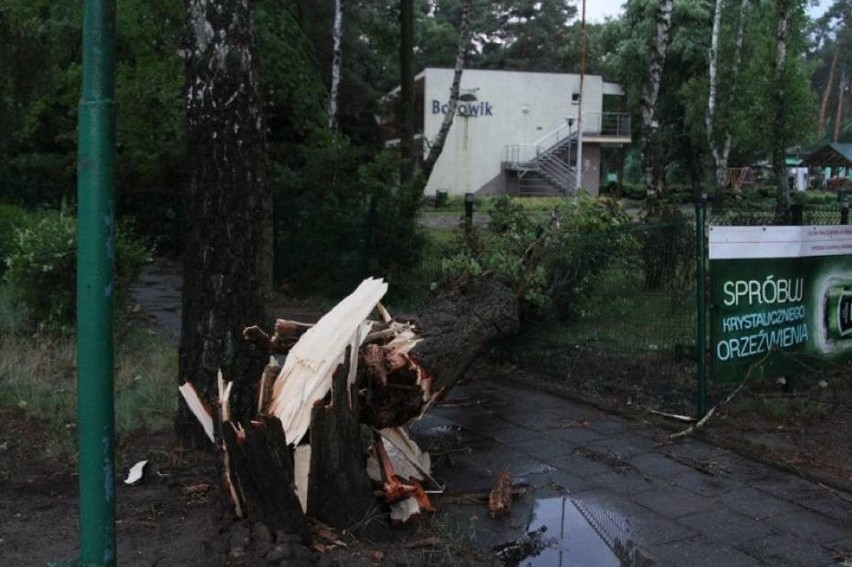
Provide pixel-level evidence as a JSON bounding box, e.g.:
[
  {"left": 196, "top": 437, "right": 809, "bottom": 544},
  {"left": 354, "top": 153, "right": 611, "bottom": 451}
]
[
  {"left": 791, "top": 190, "right": 838, "bottom": 205},
  {"left": 4, "top": 209, "right": 150, "bottom": 327},
  {"left": 0, "top": 203, "right": 31, "bottom": 277},
  {"left": 637, "top": 200, "right": 694, "bottom": 292},
  {"left": 621, "top": 183, "right": 645, "bottom": 200},
  {"left": 442, "top": 193, "right": 636, "bottom": 318},
  {"left": 0, "top": 153, "right": 75, "bottom": 208}
]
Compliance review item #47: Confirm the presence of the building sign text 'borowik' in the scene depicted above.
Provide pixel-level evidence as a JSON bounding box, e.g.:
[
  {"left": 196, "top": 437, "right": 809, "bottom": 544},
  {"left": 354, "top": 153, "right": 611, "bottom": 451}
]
[{"left": 431, "top": 99, "right": 494, "bottom": 117}]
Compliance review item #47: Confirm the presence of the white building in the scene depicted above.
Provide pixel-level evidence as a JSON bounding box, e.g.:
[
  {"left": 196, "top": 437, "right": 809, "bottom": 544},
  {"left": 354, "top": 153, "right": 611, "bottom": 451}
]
[{"left": 383, "top": 68, "right": 631, "bottom": 197}]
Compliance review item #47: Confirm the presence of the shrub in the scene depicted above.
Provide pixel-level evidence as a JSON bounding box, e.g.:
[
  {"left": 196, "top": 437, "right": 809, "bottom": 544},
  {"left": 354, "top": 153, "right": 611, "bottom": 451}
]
[
  {"left": 4, "top": 209, "right": 150, "bottom": 327},
  {"left": 622, "top": 183, "right": 645, "bottom": 200},
  {"left": 791, "top": 190, "right": 838, "bottom": 205},
  {"left": 273, "top": 138, "right": 424, "bottom": 298},
  {"left": 0, "top": 203, "right": 31, "bottom": 277},
  {"left": 637, "top": 200, "right": 694, "bottom": 292},
  {"left": 442, "top": 193, "right": 637, "bottom": 318}
]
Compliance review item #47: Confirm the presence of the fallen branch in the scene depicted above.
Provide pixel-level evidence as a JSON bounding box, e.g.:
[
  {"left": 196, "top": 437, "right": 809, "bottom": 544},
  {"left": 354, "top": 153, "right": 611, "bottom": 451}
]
[
  {"left": 670, "top": 352, "right": 771, "bottom": 440},
  {"left": 648, "top": 409, "right": 695, "bottom": 423},
  {"left": 818, "top": 482, "right": 852, "bottom": 505}
]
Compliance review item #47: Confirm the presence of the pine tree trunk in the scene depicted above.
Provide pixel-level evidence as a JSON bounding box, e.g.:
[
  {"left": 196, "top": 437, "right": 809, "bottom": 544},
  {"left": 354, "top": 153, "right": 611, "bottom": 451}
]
[
  {"left": 834, "top": 69, "right": 846, "bottom": 143},
  {"left": 399, "top": 0, "right": 415, "bottom": 182},
  {"left": 641, "top": 0, "right": 673, "bottom": 198},
  {"left": 307, "top": 348, "right": 377, "bottom": 531},
  {"left": 410, "top": 278, "right": 520, "bottom": 394},
  {"left": 177, "top": 0, "right": 272, "bottom": 447},
  {"left": 818, "top": 50, "right": 838, "bottom": 139},
  {"left": 720, "top": 0, "right": 748, "bottom": 181}
]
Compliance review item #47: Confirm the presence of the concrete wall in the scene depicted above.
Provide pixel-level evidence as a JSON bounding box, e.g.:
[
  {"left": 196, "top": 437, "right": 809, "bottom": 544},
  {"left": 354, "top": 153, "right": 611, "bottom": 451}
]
[{"left": 421, "top": 68, "right": 608, "bottom": 196}]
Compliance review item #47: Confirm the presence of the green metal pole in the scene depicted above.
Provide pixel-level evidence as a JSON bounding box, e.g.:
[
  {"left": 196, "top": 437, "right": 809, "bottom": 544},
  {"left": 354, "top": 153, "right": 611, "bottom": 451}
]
[
  {"left": 696, "top": 196, "right": 707, "bottom": 417},
  {"left": 77, "top": 1, "right": 117, "bottom": 565}
]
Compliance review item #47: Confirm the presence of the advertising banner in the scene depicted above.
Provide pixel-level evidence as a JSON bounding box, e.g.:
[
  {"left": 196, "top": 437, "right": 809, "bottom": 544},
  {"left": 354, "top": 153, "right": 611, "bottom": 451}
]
[{"left": 709, "top": 225, "right": 852, "bottom": 382}]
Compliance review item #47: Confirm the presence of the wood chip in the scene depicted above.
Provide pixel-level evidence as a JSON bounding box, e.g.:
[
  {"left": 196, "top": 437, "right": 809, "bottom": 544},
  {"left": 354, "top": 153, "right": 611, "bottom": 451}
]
[
  {"left": 488, "top": 472, "right": 513, "bottom": 518},
  {"left": 405, "top": 536, "right": 442, "bottom": 549}
]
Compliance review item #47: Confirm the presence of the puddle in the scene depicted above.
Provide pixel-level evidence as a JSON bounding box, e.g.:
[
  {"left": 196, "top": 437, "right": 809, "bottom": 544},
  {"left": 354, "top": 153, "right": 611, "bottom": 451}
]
[
  {"left": 422, "top": 424, "right": 463, "bottom": 437},
  {"left": 494, "top": 497, "right": 652, "bottom": 566}
]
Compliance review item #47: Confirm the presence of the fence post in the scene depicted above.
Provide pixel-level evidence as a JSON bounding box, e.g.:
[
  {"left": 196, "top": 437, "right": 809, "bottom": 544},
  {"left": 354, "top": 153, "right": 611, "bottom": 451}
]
[
  {"left": 695, "top": 196, "right": 707, "bottom": 417},
  {"left": 841, "top": 200, "right": 849, "bottom": 225},
  {"left": 790, "top": 203, "right": 804, "bottom": 226}
]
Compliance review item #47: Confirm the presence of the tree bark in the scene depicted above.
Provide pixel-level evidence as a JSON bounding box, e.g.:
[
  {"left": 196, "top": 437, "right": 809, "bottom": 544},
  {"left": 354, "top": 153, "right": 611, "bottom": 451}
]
[
  {"left": 641, "top": 0, "right": 673, "bottom": 198},
  {"left": 307, "top": 348, "right": 377, "bottom": 531},
  {"left": 421, "top": 0, "right": 473, "bottom": 179},
  {"left": 818, "top": 50, "right": 838, "bottom": 139},
  {"left": 178, "top": 0, "right": 272, "bottom": 446},
  {"left": 399, "top": 0, "right": 415, "bottom": 182},
  {"left": 773, "top": 0, "right": 790, "bottom": 219},
  {"left": 711, "top": 0, "right": 749, "bottom": 209},
  {"left": 184, "top": 276, "right": 521, "bottom": 533},
  {"left": 720, "top": 0, "right": 748, "bottom": 186},
  {"left": 834, "top": 69, "right": 846, "bottom": 143},
  {"left": 706, "top": 0, "right": 723, "bottom": 192},
  {"left": 328, "top": 0, "right": 344, "bottom": 131},
  {"left": 411, "top": 277, "right": 520, "bottom": 394},
  {"left": 223, "top": 417, "right": 309, "bottom": 538}
]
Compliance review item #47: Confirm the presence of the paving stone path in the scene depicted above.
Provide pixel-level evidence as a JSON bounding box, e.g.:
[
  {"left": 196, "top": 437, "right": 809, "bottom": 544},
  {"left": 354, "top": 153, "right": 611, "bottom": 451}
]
[{"left": 416, "top": 378, "right": 851, "bottom": 566}]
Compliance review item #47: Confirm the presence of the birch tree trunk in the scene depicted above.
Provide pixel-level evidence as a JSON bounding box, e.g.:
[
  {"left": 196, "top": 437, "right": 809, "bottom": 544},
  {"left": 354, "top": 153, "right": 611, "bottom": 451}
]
[
  {"left": 706, "top": 0, "right": 724, "bottom": 192},
  {"left": 328, "top": 0, "right": 344, "bottom": 131},
  {"left": 641, "top": 0, "right": 673, "bottom": 198},
  {"left": 773, "top": 0, "right": 790, "bottom": 218},
  {"left": 711, "top": 0, "right": 749, "bottom": 207},
  {"left": 421, "top": 0, "right": 473, "bottom": 179},
  {"left": 177, "top": 0, "right": 272, "bottom": 446}
]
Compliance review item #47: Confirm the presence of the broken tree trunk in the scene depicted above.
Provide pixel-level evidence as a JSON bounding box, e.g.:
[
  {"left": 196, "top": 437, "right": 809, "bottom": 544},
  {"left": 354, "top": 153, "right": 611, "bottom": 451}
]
[
  {"left": 222, "top": 416, "right": 309, "bottom": 539},
  {"left": 307, "top": 347, "right": 377, "bottom": 529},
  {"left": 181, "top": 275, "right": 520, "bottom": 534},
  {"left": 359, "top": 277, "right": 519, "bottom": 430},
  {"left": 411, "top": 277, "right": 520, "bottom": 393}
]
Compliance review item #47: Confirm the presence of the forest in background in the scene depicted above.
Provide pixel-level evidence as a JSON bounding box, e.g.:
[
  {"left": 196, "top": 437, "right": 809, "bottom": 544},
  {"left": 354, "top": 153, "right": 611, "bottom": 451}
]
[{"left": 0, "top": 0, "right": 849, "bottom": 291}]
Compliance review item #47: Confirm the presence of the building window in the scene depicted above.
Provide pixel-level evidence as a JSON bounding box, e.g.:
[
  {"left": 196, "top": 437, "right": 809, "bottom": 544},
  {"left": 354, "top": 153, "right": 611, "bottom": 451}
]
[{"left": 571, "top": 93, "right": 580, "bottom": 104}]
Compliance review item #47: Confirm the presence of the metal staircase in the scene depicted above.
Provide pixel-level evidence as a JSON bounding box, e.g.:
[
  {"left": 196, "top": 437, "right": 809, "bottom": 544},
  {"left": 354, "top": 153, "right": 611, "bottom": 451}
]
[
  {"left": 503, "top": 112, "right": 630, "bottom": 196},
  {"left": 504, "top": 122, "right": 578, "bottom": 196}
]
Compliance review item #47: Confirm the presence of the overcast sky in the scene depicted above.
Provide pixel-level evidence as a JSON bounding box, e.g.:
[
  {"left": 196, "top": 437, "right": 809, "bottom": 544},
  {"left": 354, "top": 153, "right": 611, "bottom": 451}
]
[{"left": 583, "top": 0, "right": 834, "bottom": 24}]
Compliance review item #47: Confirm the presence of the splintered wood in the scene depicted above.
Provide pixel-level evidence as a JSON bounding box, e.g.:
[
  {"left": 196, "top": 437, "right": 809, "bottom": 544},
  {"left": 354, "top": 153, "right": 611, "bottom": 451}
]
[
  {"left": 179, "top": 277, "right": 448, "bottom": 530},
  {"left": 488, "top": 472, "right": 513, "bottom": 518}
]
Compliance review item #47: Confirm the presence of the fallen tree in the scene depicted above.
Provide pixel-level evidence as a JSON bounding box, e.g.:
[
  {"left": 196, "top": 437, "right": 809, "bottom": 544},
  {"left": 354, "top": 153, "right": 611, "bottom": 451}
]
[{"left": 180, "top": 276, "right": 519, "bottom": 534}]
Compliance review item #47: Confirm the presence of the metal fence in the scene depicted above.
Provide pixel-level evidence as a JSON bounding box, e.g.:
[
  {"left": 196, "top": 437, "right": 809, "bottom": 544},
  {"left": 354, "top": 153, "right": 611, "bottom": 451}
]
[{"left": 500, "top": 199, "right": 851, "bottom": 417}]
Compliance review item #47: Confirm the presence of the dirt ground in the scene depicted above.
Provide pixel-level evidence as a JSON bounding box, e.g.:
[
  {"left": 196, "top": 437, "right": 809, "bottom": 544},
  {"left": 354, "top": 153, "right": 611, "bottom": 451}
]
[{"left": 0, "top": 404, "right": 493, "bottom": 567}]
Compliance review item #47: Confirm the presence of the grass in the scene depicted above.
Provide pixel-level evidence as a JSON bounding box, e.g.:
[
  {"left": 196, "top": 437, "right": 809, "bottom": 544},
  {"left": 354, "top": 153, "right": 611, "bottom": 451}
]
[
  {"left": 422, "top": 195, "right": 568, "bottom": 214},
  {"left": 0, "top": 288, "right": 178, "bottom": 466},
  {"left": 399, "top": 512, "right": 493, "bottom": 566}
]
